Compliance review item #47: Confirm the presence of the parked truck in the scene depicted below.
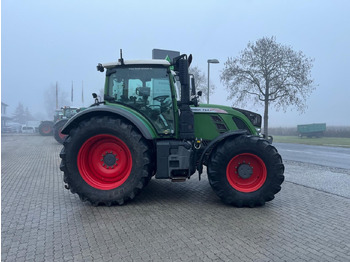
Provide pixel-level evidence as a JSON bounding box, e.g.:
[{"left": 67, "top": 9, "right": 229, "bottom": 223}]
[
  {"left": 59, "top": 53, "right": 285, "bottom": 207},
  {"left": 297, "top": 123, "right": 326, "bottom": 138}
]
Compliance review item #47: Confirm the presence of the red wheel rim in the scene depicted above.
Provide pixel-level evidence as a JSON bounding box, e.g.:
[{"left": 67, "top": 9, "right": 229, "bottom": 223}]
[
  {"left": 78, "top": 134, "right": 132, "bottom": 190},
  {"left": 226, "top": 153, "right": 267, "bottom": 193},
  {"left": 58, "top": 127, "right": 66, "bottom": 140},
  {"left": 42, "top": 126, "right": 51, "bottom": 134}
]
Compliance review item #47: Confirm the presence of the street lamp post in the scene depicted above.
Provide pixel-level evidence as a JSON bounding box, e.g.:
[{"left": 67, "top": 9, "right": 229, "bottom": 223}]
[{"left": 207, "top": 59, "right": 220, "bottom": 104}]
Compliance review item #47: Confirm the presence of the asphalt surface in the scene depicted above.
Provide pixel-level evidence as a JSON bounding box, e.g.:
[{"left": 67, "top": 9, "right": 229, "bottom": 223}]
[
  {"left": 274, "top": 142, "right": 350, "bottom": 169},
  {"left": 273, "top": 142, "right": 350, "bottom": 198},
  {"left": 1, "top": 134, "right": 350, "bottom": 262}
]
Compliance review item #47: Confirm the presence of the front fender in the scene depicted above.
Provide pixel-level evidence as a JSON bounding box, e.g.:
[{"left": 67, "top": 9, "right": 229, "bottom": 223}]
[
  {"left": 61, "top": 105, "right": 156, "bottom": 140},
  {"left": 197, "top": 130, "right": 247, "bottom": 174},
  {"left": 54, "top": 119, "right": 68, "bottom": 129}
]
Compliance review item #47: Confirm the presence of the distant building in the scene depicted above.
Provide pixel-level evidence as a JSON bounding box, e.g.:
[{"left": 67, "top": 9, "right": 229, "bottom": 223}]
[{"left": 1, "top": 102, "right": 11, "bottom": 128}]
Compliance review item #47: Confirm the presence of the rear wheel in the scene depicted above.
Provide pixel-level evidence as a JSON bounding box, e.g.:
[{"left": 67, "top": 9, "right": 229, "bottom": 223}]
[
  {"left": 59, "top": 116, "right": 153, "bottom": 205},
  {"left": 53, "top": 120, "right": 67, "bottom": 144},
  {"left": 207, "top": 135, "right": 284, "bottom": 207},
  {"left": 39, "top": 121, "right": 53, "bottom": 136}
]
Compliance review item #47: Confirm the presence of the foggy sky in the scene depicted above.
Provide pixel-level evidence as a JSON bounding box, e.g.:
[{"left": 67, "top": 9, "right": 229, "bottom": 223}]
[{"left": 2, "top": 0, "right": 350, "bottom": 126}]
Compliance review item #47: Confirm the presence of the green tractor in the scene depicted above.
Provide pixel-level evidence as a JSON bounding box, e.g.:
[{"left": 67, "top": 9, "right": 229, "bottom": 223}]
[
  {"left": 53, "top": 106, "right": 82, "bottom": 144},
  {"left": 59, "top": 53, "right": 284, "bottom": 207},
  {"left": 38, "top": 109, "right": 63, "bottom": 136}
]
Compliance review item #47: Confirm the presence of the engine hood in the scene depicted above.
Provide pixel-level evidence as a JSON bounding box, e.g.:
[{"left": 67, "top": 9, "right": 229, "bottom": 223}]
[{"left": 191, "top": 104, "right": 262, "bottom": 128}]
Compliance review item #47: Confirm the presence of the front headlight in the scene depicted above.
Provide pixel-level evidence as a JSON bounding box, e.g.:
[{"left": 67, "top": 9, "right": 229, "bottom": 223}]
[{"left": 232, "top": 107, "right": 262, "bottom": 128}]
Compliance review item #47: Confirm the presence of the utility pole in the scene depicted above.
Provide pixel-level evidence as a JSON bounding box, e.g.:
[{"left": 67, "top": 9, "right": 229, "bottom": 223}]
[{"left": 56, "top": 81, "right": 58, "bottom": 109}]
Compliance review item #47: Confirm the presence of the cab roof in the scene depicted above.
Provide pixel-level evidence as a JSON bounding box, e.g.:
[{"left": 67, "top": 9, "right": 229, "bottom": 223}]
[{"left": 102, "top": 59, "right": 171, "bottom": 69}]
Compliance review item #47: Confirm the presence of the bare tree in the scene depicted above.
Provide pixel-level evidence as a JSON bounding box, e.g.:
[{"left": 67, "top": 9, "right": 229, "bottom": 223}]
[
  {"left": 12, "top": 103, "right": 35, "bottom": 124},
  {"left": 221, "top": 36, "right": 315, "bottom": 136},
  {"left": 12, "top": 102, "right": 26, "bottom": 124},
  {"left": 189, "top": 66, "right": 216, "bottom": 103}
]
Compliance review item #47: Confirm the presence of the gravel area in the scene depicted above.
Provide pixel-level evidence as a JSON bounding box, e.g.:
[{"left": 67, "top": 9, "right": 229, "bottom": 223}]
[{"left": 284, "top": 160, "right": 350, "bottom": 199}]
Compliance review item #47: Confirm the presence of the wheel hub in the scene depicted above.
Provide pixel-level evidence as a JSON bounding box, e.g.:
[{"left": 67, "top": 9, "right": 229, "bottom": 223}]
[
  {"left": 237, "top": 163, "right": 253, "bottom": 179},
  {"left": 101, "top": 152, "right": 118, "bottom": 168}
]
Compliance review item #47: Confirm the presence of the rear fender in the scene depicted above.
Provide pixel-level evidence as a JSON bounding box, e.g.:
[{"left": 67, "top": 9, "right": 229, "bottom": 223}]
[
  {"left": 61, "top": 105, "right": 156, "bottom": 140},
  {"left": 197, "top": 130, "right": 247, "bottom": 175}
]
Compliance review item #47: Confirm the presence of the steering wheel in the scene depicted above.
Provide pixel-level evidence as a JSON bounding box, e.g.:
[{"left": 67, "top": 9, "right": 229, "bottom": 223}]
[{"left": 153, "top": 95, "right": 169, "bottom": 104}]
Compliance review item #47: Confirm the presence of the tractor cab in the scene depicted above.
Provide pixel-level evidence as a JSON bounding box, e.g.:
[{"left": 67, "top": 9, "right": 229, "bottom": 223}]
[
  {"left": 103, "top": 60, "right": 178, "bottom": 135},
  {"left": 54, "top": 109, "right": 63, "bottom": 122},
  {"left": 61, "top": 106, "right": 80, "bottom": 119}
]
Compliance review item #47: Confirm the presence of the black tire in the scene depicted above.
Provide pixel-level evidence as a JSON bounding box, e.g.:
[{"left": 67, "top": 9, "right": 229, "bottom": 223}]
[
  {"left": 207, "top": 135, "right": 284, "bottom": 207},
  {"left": 53, "top": 120, "right": 68, "bottom": 144},
  {"left": 59, "top": 116, "right": 154, "bottom": 206},
  {"left": 39, "top": 121, "right": 54, "bottom": 136}
]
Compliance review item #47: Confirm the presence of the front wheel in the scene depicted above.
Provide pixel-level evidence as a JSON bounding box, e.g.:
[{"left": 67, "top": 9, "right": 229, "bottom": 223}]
[
  {"left": 59, "top": 116, "right": 153, "bottom": 206},
  {"left": 207, "top": 135, "right": 284, "bottom": 207}
]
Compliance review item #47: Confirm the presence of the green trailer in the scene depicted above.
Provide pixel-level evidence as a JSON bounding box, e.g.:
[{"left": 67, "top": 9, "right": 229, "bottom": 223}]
[{"left": 297, "top": 123, "right": 326, "bottom": 138}]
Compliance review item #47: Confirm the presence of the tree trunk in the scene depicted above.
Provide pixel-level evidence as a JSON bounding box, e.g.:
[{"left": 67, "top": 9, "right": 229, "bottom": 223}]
[
  {"left": 264, "top": 99, "right": 269, "bottom": 138},
  {"left": 263, "top": 79, "right": 270, "bottom": 138}
]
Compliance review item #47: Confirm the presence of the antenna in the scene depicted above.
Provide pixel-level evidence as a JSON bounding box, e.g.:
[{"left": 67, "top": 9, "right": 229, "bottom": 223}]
[{"left": 119, "top": 49, "right": 125, "bottom": 65}]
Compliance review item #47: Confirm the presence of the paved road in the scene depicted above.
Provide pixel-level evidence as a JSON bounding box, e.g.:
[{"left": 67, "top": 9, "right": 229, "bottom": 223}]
[
  {"left": 2, "top": 134, "right": 350, "bottom": 262},
  {"left": 274, "top": 142, "right": 350, "bottom": 169}
]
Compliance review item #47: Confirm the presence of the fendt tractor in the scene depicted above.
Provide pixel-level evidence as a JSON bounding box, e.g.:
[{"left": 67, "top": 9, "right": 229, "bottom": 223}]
[
  {"left": 59, "top": 53, "right": 285, "bottom": 207},
  {"left": 38, "top": 109, "right": 62, "bottom": 136},
  {"left": 53, "top": 106, "right": 82, "bottom": 144},
  {"left": 39, "top": 107, "right": 82, "bottom": 139}
]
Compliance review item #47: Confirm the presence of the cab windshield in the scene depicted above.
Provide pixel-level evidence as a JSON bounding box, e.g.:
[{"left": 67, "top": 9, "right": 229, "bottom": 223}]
[{"left": 107, "top": 66, "right": 175, "bottom": 135}]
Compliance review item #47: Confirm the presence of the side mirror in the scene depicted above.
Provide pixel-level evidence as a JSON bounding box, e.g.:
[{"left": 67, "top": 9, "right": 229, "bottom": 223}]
[
  {"left": 92, "top": 93, "right": 100, "bottom": 105},
  {"left": 190, "top": 75, "right": 196, "bottom": 96},
  {"left": 97, "top": 63, "right": 104, "bottom": 72},
  {"left": 188, "top": 54, "right": 193, "bottom": 67},
  {"left": 172, "top": 54, "right": 189, "bottom": 85}
]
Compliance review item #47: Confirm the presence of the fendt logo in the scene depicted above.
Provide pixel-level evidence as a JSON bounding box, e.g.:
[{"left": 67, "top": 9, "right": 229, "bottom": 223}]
[{"left": 191, "top": 108, "right": 228, "bottom": 114}]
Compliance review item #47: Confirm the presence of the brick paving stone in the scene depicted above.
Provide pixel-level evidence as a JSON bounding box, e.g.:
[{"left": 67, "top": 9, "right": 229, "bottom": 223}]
[{"left": 1, "top": 134, "right": 350, "bottom": 262}]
